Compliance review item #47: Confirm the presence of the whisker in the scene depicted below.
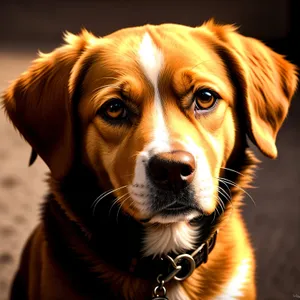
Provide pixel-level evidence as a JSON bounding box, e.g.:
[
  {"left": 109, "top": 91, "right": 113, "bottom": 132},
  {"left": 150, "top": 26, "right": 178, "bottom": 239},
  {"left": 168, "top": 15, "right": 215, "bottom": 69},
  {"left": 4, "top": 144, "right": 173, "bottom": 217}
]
[
  {"left": 108, "top": 192, "right": 129, "bottom": 216},
  {"left": 219, "top": 180, "right": 232, "bottom": 196},
  {"left": 127, "top": 199, "right": 135, "bottom": 210},
  {"left": 217, "top": 177, "right": 256, "bottom": 207},
  {"left": 218, "top": 196, "right": 226, "bottom": 212},
  {"left": 218, "top": 186, "right": 231, "bottom": 202},
  {"left": 116, "top": 195, "right": 131, "bottom": 224},
  {"left": 211, "top": 190, "right": 235, "bottom": 229},
  {"left": 215, "top": 194, "right": 225, "bottom": 215},
  {"left": 220, "top": 178, "right": 256, "bottom": 206},
  {"left": 92, "top": 185, "right": 127, "bottom": 208},
  {"left": 212, "top": 195, "right": 221, "bottom": 217},
  {"left": 211, "top": 210, "right": 216, "bottom": 224},
  {"left": 216, "top": 202, "right": 221, "bottom": 216},
  {"left": 220, "top": 167, "right": 245, "bottom": 177},
  {"left": 91, "top": 185, "right": 128, "bottom": 216}
]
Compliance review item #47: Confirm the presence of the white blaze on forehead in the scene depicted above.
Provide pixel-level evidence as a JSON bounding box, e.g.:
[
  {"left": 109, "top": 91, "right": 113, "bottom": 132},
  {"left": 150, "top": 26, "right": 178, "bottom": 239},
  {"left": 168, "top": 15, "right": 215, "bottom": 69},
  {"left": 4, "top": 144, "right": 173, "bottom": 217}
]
[
  {"left": 138, "top": 33, "right": 169, "bottom": 145},
  {"left": 138, "top": 33, "right": 163, "bottom": 84}
]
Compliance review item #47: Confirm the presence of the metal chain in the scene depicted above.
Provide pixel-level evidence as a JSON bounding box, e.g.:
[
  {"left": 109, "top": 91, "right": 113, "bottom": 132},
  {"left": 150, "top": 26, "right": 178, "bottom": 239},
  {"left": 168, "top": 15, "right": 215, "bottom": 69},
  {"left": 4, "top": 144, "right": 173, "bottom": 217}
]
[
  {"left": 152, "top": 275, "right": 167, "bottom": 298},
  {"left": 152, "top": 230, "right": 218, "bottom": 299}
]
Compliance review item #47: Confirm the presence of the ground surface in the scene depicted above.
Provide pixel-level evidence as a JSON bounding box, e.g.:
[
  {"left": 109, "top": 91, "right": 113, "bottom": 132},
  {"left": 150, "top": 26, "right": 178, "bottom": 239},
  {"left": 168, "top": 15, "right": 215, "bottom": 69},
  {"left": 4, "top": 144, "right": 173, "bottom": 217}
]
[{"left": 0, "top": 50, "right": 299, "bottom": 300}]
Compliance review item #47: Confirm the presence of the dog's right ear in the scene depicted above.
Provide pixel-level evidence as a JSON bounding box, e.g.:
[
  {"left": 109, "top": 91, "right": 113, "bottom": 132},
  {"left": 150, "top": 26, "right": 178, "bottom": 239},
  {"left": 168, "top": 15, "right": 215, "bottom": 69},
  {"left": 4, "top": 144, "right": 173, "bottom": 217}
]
[{"left": 2, "top": 30, "right": 96, "bottom": 179}]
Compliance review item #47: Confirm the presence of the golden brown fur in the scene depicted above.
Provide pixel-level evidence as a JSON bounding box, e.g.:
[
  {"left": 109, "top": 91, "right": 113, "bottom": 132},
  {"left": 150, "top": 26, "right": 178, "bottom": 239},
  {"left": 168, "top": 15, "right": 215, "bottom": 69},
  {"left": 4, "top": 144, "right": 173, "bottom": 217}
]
[{"left": 2, "top": 20, "right": 298, "bottom": 299}]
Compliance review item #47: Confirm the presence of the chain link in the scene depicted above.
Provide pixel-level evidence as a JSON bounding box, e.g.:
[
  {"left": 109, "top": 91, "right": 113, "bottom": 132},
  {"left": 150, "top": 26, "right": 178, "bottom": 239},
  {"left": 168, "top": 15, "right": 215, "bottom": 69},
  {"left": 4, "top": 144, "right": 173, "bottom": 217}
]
[{"left": 152, "top": 275, "right": 167, "bottom": 298}]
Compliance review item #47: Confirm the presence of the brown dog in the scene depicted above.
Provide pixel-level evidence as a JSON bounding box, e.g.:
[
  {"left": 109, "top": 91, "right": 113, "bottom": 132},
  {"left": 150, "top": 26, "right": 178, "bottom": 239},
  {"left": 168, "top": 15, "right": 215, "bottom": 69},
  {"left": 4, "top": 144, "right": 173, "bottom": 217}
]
[{"left": 2, "top": 21, "right": 298, "bottom": 299}]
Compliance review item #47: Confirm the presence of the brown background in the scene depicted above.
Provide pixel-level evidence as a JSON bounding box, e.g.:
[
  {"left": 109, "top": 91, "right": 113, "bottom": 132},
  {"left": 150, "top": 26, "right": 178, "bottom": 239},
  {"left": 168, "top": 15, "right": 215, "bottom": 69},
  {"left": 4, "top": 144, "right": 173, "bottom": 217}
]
[{"left": 0, "top": 1, "right": 299, "bottom": 299}]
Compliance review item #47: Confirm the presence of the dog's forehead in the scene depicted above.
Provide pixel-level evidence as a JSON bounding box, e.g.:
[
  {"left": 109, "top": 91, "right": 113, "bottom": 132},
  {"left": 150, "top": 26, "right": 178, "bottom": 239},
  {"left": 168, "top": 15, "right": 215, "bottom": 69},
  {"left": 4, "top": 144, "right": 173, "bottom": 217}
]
[
  {"left": 103, "top": 24, "right": 225, "bottom": 75},
  {"left": 82, "top": 24, "right": 230, "bottom": 102}
]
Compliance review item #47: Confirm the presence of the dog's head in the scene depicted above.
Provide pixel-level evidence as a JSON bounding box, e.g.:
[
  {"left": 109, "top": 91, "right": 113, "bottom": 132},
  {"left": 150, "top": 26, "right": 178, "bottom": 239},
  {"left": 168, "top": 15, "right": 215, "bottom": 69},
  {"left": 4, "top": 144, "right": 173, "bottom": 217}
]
[{"left": 2, "top": 21, "right": 298, "bottom": 226}]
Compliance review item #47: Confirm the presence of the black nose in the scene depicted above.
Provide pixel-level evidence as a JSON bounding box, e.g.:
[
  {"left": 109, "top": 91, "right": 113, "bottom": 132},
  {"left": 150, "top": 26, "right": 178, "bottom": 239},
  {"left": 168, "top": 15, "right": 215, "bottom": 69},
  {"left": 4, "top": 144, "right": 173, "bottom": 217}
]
[{"left": 147, "top": 150, "right": 195, "bottom": 192}]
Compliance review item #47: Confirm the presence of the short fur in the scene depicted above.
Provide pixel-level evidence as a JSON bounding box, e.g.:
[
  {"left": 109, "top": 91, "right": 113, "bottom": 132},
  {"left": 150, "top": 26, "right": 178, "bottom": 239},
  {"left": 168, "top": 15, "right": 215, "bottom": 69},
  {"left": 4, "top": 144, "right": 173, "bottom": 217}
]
[{"left": 2, "top": 20, "right": 298, "bottom": 300}]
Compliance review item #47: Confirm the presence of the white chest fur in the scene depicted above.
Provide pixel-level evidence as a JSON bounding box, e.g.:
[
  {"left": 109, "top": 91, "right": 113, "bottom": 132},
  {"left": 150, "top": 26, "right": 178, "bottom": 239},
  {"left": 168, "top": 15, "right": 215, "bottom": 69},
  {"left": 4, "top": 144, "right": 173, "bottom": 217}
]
[
  {"left": 215, "top": 258, "right": 250, "bottom": 300},
  {"left": 142, "top": 222, "right": 199, "bottom": 257}
]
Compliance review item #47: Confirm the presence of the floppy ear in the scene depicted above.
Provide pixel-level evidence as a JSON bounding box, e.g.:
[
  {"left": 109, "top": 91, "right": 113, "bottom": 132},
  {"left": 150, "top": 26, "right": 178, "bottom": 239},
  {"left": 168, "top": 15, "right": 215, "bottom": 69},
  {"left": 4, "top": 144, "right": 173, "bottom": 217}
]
[
  {"left": 205, "top": 21, "right": 298, "bottom": 158},
  {"left": 2, "top": 30, "right": 96, "bottom": 179}
]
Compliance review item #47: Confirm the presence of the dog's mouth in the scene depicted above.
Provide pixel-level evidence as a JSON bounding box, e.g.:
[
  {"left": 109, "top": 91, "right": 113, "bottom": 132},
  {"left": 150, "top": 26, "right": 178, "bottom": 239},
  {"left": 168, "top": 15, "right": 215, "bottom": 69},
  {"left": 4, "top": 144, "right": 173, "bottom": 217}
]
[
  {"left": 161, "top": 202, "right": 196, "bottom": 213},
  {"left": 140, "top": 200, "right": 202, "bottom": 224},
  {"left": 129, "top": 183, "right": 210, "bottom": 224},
  {"left": 164, "top": 202, "right": 190, "bottom": 210}
]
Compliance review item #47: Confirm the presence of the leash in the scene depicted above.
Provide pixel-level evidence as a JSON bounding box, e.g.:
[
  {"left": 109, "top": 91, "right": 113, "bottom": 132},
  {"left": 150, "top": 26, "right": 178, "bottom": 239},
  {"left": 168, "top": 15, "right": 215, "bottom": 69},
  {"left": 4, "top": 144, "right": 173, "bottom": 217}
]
[{"left": 151, "top": 230, "right": 218, "bottom": 299}]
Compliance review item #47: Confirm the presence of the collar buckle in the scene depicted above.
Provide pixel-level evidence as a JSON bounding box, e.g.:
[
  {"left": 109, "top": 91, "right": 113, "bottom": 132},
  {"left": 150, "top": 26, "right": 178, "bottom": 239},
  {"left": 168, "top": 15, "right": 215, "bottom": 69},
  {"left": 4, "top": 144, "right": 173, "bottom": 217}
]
[
  {"left": 158, "top": 229, "right": 218, "bottom": 284},
  {"left": 164, "top": 253, "right": 196, "bottom": 281}
]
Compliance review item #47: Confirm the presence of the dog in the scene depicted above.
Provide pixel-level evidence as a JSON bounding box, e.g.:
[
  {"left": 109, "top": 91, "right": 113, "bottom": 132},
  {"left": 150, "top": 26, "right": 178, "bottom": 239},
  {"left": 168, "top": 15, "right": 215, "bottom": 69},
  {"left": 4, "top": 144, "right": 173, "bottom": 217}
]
[{"left": 2, "top": 20, "right": 298, "bottom": 300}]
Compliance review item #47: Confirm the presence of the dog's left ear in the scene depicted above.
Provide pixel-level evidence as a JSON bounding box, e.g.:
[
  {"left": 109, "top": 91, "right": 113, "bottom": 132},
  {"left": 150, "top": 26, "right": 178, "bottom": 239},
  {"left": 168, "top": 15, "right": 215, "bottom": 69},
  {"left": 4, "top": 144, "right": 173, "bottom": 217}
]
[{"left": 205, "top": 21, "right": 298, "bottom": 158}]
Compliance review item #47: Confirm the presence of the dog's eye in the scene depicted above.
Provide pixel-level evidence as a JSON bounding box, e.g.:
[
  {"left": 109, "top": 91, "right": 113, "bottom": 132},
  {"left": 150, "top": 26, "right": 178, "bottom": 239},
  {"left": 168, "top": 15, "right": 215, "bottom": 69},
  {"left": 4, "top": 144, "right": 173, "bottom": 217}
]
[
  {"left": 100, "top": 99, "right": 128, "bottom": 121},
  {"left": 194, "top": 89, "right": 219, "bottom": 112}
]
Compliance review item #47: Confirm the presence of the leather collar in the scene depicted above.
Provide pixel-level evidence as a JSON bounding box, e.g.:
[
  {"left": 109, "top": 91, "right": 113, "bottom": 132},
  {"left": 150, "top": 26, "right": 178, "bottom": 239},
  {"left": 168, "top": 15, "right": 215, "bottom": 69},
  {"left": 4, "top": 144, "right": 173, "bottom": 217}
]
[{"left": 128, "top": 229, "right": 218, "bottom": 281}]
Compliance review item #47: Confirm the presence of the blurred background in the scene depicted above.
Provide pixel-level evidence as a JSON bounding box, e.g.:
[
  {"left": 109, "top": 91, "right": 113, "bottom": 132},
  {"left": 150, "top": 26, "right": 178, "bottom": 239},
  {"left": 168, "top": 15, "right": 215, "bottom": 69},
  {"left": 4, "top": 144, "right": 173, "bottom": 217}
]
[{"left": 0, "top": 0, "right": 299, "bottom": 299}]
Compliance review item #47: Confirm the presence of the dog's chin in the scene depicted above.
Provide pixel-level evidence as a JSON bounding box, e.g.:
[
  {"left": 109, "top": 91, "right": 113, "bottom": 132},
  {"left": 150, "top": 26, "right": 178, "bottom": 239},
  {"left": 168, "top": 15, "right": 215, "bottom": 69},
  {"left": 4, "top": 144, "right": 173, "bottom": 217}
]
[{"left": 141, "top": 209, "right": 201, "bottom": 224}]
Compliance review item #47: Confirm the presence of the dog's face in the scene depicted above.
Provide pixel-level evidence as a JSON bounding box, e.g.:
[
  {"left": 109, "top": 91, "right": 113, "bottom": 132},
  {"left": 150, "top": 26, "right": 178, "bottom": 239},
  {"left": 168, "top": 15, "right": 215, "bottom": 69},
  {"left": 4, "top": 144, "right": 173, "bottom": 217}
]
[
  {"left": 2, "top": 22, "right": 298, "bottom": 225},
  {"left": 79, "top": 26, "right": 236, "bottom": 223}
]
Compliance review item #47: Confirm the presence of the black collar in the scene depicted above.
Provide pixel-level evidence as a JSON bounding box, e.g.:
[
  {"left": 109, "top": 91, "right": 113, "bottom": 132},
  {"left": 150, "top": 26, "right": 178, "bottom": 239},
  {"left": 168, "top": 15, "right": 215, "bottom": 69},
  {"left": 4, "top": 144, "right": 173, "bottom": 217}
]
[{"left": 129, "top": 229, "right": 218, "bottom": 282}]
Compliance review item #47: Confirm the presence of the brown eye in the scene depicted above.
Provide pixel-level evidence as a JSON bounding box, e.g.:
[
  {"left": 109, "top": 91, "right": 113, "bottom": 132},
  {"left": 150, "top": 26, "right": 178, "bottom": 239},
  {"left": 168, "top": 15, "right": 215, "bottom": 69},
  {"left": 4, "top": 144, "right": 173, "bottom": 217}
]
[
  {"left": 194, "top": 89, "right": 219, "bottom": 111},
  {"left": 101, "top": 99, "right": 128, "bottom": 121}
]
